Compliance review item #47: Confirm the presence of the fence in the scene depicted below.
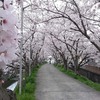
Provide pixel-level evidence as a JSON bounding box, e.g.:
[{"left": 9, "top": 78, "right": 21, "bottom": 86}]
[{"left": 79, "top": 67, "right": 100, "bottom": 83}]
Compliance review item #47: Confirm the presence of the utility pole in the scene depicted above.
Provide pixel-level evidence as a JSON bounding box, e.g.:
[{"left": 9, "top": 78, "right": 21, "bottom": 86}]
[
  {"left": 19, "top": 0, "right": 23, "bottom": 95},
  {"left": 19, "top": 0, "right": 33, "bottom": 94}
]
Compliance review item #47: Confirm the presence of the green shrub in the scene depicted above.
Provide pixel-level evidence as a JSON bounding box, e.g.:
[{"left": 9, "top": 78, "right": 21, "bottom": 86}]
[
  {"left": 17, "top": 93, "right": 35, "bottom": 100},
  {"left": 25, "top": 82, "right": 35, "bottom": 93},
  {"left": 26, "top": 76, "right": 35, "bottom": 83},
  {"left": 16, "top": 64, "right": 41, "bottom": 100}
]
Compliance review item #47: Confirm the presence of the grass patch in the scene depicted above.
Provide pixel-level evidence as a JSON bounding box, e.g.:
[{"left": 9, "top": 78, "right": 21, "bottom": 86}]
[
  {"left": 15, "top": 65, "right": 41, "bottom": 100},
  {"left": 55, "top": 64, "right": 100, "bottom": 91}
]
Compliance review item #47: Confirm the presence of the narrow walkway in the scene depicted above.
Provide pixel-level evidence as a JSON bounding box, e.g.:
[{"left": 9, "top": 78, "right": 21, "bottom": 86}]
[{"left": 35, "top": 64, "right": 100, "bottom": 100}]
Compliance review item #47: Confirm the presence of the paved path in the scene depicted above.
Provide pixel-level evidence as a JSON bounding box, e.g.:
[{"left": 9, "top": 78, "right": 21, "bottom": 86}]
[{"left": 35, "top": 64, "right": 100, "bottom": 100}]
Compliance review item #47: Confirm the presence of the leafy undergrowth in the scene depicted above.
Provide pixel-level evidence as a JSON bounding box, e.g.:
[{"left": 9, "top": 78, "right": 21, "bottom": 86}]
[
  {"left": 55, "top": 64, "right": 100, "bottom": 91},
  {"left": 15, "top": 64, "right": 41, "bottom": 100}
]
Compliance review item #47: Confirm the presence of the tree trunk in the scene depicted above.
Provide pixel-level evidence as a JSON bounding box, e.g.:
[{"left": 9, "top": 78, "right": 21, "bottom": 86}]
[
  {"left": 74, "top": 59, "right": 79, "bottom": 74},
  {"left": 64, "top": 59, "right": 68, "bottom": 70}
]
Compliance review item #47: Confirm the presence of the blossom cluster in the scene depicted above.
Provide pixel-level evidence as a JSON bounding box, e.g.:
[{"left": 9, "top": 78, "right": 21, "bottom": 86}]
[{"left": 0, "top": 0, "right": 18, "bottom": 67}]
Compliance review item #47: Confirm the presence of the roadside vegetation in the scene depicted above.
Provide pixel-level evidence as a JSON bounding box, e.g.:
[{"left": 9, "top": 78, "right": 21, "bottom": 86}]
[
  {"left": 15, "top": 64, "right": 41, "bottom": 100},
  {"left": 55, "top": 64, "right": 100, "bottom": 91}
]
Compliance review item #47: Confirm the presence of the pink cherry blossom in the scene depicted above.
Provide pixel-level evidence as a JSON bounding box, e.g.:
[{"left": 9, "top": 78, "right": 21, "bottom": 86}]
[
  {"left": 4, "top": 0, "right": 12, "bottom": 10},
  {"left": 0, "top": 0, "right": 18, "bottom": 65},
  {"left": 0, "top": 10, "right": 17, "bottom": 31}
]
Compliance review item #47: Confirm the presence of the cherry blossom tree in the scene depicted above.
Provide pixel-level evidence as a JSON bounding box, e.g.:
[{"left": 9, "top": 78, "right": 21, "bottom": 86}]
[
  {"left": 14, "top": 0, "right": 100, "bottom": 72},
  {"left": 31, "top": 0, "right": 100, "bottom": 67},
  {"left": 0, "top": 0, "right": 18, "bottom": 69},
  {"left": 15, "top": 0, "right": 47, "bottom": 76}
]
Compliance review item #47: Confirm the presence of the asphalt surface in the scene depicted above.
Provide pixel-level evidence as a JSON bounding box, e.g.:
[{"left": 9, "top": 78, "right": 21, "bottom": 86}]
[{"left": 35, "top": 64, "right": 100, "bottom": 100}]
